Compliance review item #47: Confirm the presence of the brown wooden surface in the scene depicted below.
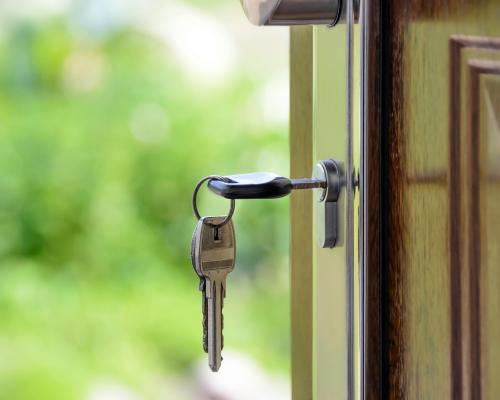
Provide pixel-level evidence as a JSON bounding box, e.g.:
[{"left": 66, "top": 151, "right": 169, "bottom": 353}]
[
  {"left": 364, "top": 1, "right": 500, "bottom": 399},
  {"left": 477, "top": 73, "right": 500, "bottom": 400},
  {"left": 449, "top": 39, "right": 500, "bottom": 400},
  {"left": 362, "top": 0, "right": 382, "bottom": 398},
  {"left": 467, "top": 60, "right": 500, "bottom": 400},
  {"left": 290, "top": 26, "right": 313, "bottom": 400}
]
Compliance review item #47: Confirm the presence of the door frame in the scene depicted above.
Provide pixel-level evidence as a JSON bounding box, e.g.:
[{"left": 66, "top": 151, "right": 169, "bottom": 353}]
[
  {"left": 290, "top": 25, "right": 314, "bottom": 400},
  {"left": 289, "top": 0, "right": 383, "bottom": 397}
]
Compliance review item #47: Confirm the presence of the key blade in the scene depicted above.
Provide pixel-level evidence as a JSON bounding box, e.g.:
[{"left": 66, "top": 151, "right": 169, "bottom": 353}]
[
  {"left": 199, "top": 277, "right": 208, "bottom": 353},
  {"left": 206, "top": 279, "right": 224, "bottom": 372},
  {"left": 191, "top": 219, "right": 209, "bottom": 353}
]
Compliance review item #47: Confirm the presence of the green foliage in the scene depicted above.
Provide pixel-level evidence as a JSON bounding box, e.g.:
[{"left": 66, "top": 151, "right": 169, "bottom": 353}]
[{"left": 0, "top": 11, "right": 289, "bottom": 398}]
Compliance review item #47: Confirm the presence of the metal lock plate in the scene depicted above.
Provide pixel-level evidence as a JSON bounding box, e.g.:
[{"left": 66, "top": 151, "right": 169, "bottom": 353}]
[{"left": 313, "top": 159, "right": 342, "bottom": 248}]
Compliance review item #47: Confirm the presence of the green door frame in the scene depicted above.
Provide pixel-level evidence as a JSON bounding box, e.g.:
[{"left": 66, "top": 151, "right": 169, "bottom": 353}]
[{"left": 290, "top": 24, "right": 361, "bottom": 400}]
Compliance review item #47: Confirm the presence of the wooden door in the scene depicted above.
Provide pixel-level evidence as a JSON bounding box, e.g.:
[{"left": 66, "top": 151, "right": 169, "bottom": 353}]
[
  {"left": 363, "top": 0, "right": 500, "bottom": 399},
  {"left": 289, "top": 1, "right": 500, "bottom": 399}
]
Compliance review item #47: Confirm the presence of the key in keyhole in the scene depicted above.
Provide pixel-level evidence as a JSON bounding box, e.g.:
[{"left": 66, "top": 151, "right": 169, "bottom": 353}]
[
  {"left": 206, "top": 159, "right": 343, "bottom": 248},
  {"left": 207, "top": 172, "right": 326, "bottom": 199}
]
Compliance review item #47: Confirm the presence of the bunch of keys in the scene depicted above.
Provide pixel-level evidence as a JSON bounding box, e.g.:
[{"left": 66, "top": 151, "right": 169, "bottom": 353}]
[
  {"left": 191, "top": 176, "right": 236, "bottom": 372},
  {"left": 190, "top": 169, "right": 334, "bottom": 371}
]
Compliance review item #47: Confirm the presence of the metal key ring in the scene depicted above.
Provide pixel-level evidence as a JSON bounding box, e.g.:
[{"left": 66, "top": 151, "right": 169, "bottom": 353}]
[{"left": 192, "top": 175, "right": 235, "bottom": 227}]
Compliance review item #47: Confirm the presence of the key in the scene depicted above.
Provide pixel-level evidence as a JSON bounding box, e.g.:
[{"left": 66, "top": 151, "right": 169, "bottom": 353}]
[
  {"left": 200, "top": 279, "right": 209, "bottom": 353},
  {"left": 192, "top": 216, "right": 236, "bottom": 372},
  {"left": 207, "top": 172, "right": 325, "bottom": 199},
  {"left": 191, "top": 219, "right": 209, "bottom": 353}
]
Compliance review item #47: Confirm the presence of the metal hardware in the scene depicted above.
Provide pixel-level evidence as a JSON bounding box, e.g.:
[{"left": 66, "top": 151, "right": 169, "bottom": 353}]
[
  {"left": 240, "top": 0, "right": 359, "bottom": 26},
  {"left": 192, "top": 175, "right": 236, "bottom": 227},
  {"left": 191, "top": 216, "right": 236, "bottom": 372},
  {"left": 290, "top": 178, "right": 326, "bottom": 190},
  {"left": 205, "top": 158, "right": 343, "bottom": 248},
  {"left": 313, "top": 159, "right": 342, "bottom": 248},
  {"left": 345, "top": 1, "right": 355, "bottom": 396}
]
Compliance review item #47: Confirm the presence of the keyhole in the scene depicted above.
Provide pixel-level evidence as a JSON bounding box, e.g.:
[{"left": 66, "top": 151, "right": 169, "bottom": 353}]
[{"left": 213, "top": 227, "right": 221, "bottom": 242}]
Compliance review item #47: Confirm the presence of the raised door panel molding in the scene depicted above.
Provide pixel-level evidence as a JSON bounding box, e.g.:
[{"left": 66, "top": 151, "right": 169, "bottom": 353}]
[{"left": 448, "top": 35, "right": 500, "bottom": 400}]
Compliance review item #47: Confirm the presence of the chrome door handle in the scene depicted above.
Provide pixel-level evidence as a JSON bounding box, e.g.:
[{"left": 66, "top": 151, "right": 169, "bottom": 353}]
[{"left": 240, "top": 0, "right": 359, "bottom": 26}]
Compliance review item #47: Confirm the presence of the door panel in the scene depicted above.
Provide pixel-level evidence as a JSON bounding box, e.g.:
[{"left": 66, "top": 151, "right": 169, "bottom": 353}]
[
  {"left": 291, "top": 1, "right": 499, "bottom": 399},
  {"left": 479, "top": 73, "right": 500, "bottom": 400},
  {"left": 450, "top": 39, "right": 500, "bottom": 399},
  {"left": 363, "top": 1, "right": 500, "bottom": 399}
]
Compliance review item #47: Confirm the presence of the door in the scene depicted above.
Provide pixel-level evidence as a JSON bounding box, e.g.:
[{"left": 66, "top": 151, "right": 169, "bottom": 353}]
[
  {"left": 362, "top": 1, "right": 500, "bottom": 399},
  {"left": 288, "top": 0, "right": 500, "bottom": 399}
]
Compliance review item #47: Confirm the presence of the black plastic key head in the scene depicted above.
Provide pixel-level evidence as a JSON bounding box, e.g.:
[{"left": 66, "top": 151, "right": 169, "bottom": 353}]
[{"left": 207, "top": 173, "right": 293, "bottom": 199}]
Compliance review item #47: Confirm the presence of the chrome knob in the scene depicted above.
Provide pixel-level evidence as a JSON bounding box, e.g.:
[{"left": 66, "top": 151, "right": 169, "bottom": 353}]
[{"left": 240, "top": 0, "right": 355, "bottom": 26}]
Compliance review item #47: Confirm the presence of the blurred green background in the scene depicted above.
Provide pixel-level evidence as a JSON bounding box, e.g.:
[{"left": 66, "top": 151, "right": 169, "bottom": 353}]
[{"left": 0, "top": 0, "right": 290, "bottom": 398}]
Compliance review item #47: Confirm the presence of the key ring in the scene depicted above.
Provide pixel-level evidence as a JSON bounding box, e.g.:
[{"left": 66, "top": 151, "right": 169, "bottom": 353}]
[{"left": 192, "top": 175, "right": 235, "bottom": 227}]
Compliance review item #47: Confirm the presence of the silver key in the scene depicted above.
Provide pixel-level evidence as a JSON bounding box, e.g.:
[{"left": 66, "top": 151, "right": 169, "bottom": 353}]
[
  {"left": 191, "top": 219, "right": 209, "bottom": 353},
  {"left": 192, "top": 216, "right": 236, "bottom": 372}
]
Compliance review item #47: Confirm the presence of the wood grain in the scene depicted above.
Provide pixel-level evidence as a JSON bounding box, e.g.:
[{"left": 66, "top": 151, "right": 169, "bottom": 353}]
[
  {"left": 449, "top": 38, "right": 500, "bottom": 400},
  {"left": 361, "top": 0, "right": 383, "bottom": 398},
  {"left": 364, "top": 1, "right": 500, "bottom": 399},
  {"left": 467, "top": 60, "right": 500, "bottom": 400},
  {"left": 478, "top": 74, "right": 500, "bottom": 400}
]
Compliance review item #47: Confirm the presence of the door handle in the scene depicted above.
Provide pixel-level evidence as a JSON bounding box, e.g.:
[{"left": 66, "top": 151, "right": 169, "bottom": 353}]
[
  {"left": 205, "top": 159, "right": 343, "bottom": 248},
  {"left": 240, "top": 0, "right": 359, "bottom": 26}
]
